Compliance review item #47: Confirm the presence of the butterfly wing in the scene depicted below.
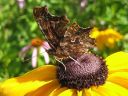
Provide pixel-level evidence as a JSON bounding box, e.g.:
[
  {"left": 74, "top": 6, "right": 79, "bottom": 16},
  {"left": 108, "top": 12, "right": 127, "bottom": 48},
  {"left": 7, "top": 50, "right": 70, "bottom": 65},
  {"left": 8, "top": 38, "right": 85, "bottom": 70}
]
[
  {"left": 33, "top": 6, "right": 94, "bottom": 59},
  {"left": 33, "top": 6, "right": 69, "bottom": 50},
  {"left": 59, "top": 23, "right": 94, "bottom": 57}
]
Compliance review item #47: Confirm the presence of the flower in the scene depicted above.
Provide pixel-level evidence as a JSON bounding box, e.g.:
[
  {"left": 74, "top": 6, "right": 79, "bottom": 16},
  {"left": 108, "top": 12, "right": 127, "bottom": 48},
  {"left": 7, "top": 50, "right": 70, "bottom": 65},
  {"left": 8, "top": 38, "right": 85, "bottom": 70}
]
[
  {"left": 19, "top": 38, "right": 51, "bottom": 68},
  {"left": 0, "top": 51, "right": 128, "bottom": 96},
  {"left": 80, "top": 0, "right": 88, "bottom": 9},
  {"left": 17, "top": 0, "right": 25, "bottom": 9},
  {"left": 90, "top": 28, "right": 123, "bottom": 50}
]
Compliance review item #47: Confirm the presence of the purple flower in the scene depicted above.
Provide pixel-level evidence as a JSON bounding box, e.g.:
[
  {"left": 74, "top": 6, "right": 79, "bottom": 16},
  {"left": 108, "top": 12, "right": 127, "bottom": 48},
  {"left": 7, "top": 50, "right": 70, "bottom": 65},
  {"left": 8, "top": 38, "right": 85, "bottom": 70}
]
[
  {"left": 19, "top": 38, "right": 51, "bottom": 68},
  {"left": 17, "top": 0, "right": 25, "bottom": 9}
]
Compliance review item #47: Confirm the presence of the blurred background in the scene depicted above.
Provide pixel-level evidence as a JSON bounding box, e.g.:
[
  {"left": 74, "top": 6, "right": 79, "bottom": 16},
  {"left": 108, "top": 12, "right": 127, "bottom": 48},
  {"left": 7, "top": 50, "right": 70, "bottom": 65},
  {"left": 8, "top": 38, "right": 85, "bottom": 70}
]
[{"left": 0, "top": 0, "right": 128, "bottom": 81}]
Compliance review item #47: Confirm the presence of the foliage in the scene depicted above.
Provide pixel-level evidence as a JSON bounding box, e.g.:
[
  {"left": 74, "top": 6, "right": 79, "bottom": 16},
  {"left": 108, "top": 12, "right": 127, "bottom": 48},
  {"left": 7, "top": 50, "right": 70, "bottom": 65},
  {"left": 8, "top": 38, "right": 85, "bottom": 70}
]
[{"left": 0, "top": 0, "right": 128, "bottom": 81}]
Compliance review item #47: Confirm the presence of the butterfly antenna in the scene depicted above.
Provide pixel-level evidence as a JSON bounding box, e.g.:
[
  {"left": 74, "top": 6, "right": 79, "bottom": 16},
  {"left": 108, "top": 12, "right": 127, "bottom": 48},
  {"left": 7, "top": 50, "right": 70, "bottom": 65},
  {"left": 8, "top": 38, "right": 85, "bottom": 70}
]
[{"left": 69, "top": 56, "right": 81, "bottom": 67}]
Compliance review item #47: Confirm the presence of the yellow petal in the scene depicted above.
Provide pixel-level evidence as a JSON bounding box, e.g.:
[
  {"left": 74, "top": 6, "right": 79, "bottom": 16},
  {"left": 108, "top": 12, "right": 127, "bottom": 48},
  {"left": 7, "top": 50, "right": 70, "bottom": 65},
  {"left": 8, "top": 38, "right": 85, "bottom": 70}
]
[
  {"left": 18, "top": 65, "right": 56, "bottom": 81},
  {"left": 50, "top": 87, "right": 68, "bottom": 96},
  {"left": 0, "top": 78, "right": 46, "bottom": 96},
  {"left": 82, "top": 89, "right": 101, "bottom": 96},
  {"left": 90, "top": 28, "right": 100, "bottom": 38},
  {"left": 57, "top": 89, "right": 75, "bottom": 96},
  {"left": 77, "top": 90, "right": 82, "bottom": 96},
  {"left": 105, "top": 52, "right": 128, "bottom": 73},
  {"left": 90, "top": 91, "right": 101, "bottom": 96},
  {"left": 82, "top": 89, "right": 92, "bottom": 96},
  {"left": 51, "top": 87, "right": 75, "bottom": 96},
  {"left": 107, "top": 72, "right": 128, "bottom": 88},
  {"left": 0, "top": 65, "right": 56, "bottom": 96},
  {"left": 26, "top": 80, "right": 59, "bottom": 96},
  {"left": 92, "top": 81, "right": 128, "bottom": 96}
]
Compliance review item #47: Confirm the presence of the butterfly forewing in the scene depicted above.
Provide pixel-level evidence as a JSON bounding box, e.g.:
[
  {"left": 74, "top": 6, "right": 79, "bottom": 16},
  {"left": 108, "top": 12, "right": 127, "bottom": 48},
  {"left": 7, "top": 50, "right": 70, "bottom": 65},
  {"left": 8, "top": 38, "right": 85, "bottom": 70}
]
[{"left": 33, "top": 6, "right": 69, "bottom": 50}]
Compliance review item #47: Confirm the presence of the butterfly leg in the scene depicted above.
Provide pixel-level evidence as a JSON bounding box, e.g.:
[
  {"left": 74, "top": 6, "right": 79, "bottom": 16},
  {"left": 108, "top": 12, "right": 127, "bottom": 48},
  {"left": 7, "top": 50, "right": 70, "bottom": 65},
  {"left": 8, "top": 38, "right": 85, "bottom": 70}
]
[{"left": 55, "top": 57, "right": 66, "bottom": 71}]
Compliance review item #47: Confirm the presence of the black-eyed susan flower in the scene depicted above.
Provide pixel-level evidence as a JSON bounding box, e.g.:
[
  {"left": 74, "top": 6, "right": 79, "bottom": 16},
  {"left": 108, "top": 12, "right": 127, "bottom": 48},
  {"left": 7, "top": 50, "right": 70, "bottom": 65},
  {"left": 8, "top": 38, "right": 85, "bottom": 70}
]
[
  {"left": 0, "top": 51, "right": 128, "bottom": 96},
  {"left": 19, "top": 38, "right": 51, "bottom": 67},
  {"left": 90, "top": 28, "right": 123, "bottom": 50}
]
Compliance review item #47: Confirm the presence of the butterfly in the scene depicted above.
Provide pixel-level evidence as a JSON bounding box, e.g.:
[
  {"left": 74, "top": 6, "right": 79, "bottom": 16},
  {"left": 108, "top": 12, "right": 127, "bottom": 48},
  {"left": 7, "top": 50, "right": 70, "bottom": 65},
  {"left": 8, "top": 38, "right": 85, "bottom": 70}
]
[{"left": 33, "top": 6, "right": 95, "bottom": 61}]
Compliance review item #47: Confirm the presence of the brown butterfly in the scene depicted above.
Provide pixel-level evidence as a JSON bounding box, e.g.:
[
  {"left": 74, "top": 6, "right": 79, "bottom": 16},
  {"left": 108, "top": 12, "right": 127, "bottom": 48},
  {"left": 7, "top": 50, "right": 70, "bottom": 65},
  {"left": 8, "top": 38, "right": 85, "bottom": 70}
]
[{"left": 33, "top": 6, "right": 95, "bottom": 62}]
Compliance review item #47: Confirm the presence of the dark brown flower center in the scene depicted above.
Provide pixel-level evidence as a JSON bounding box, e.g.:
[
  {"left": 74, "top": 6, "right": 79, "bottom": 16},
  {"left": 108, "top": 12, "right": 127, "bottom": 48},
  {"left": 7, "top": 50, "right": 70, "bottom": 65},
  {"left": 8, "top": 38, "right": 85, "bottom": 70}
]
[{"left": 56, "top": 53, "right": 108, "bottom": 90}]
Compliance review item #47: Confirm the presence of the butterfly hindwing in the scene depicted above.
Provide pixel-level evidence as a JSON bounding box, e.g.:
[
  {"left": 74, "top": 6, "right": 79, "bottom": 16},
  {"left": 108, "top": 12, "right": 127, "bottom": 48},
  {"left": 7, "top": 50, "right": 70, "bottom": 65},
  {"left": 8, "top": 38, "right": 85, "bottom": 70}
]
[{"left": 59, "top": 23, "right": 94, "bottom": 57}]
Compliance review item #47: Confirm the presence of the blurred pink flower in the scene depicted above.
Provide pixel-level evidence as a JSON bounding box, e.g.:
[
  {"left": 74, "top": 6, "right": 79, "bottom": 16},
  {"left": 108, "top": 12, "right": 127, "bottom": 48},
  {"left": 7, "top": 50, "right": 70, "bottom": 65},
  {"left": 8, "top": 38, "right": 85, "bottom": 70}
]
[
  {"left": 19, "top": 38, "right": 51, "bottom": 68},
  {"left": 17, "top": 0, "right": 25, "bottom": 9},
  {"left": 80, "top": 0, "right": 88, "bottom": 9}
]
